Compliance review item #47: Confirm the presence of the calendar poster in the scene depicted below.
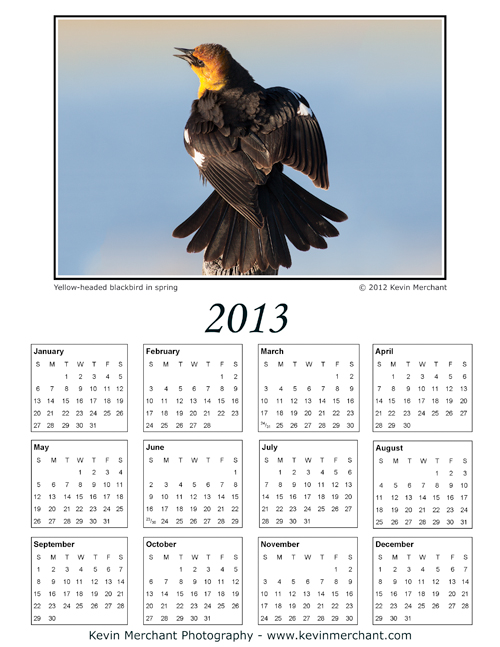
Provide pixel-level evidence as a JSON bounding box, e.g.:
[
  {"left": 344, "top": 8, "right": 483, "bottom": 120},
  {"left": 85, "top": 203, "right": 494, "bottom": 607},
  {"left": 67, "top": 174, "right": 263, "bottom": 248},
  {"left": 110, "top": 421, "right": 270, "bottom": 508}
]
[{"left": 2, "top": 5, "right": 498, "bottom": 647}]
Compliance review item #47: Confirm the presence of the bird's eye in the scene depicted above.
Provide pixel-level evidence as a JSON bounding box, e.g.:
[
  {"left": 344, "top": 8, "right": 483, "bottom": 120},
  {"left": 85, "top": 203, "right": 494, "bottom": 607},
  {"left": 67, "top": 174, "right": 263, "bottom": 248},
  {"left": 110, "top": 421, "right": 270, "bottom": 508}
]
[{"left": 194, "top": 58, "right": 205, "bottom": 68}]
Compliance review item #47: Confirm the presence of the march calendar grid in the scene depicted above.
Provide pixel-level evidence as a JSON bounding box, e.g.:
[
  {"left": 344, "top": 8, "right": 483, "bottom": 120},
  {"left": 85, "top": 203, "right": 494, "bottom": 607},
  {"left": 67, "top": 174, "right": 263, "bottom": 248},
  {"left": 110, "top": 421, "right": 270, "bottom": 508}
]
[{"left": 258, "top": 344, "right": 360, "bottom": 432}]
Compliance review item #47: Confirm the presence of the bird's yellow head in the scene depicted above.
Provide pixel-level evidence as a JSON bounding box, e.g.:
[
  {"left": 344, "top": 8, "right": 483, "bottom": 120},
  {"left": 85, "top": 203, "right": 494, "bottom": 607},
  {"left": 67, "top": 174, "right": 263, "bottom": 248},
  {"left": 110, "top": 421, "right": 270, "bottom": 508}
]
[{"left": 174, "top": 44, "right": 232, "bottom": 97}]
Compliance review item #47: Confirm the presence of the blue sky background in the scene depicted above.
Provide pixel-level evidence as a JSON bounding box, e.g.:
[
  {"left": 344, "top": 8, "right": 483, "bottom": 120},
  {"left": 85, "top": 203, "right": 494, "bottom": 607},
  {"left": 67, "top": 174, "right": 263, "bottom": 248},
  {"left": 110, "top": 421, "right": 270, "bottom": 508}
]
[{"left": 57, "top": 18, "right": 443, "bottom": 277}]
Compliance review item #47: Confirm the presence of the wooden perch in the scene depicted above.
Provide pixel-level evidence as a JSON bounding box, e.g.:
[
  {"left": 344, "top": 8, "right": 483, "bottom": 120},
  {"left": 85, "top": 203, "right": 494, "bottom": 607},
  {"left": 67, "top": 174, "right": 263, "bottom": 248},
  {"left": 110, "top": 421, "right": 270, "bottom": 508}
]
[{"left": 203, "top": 259, "right": 278, "bottom": 276}]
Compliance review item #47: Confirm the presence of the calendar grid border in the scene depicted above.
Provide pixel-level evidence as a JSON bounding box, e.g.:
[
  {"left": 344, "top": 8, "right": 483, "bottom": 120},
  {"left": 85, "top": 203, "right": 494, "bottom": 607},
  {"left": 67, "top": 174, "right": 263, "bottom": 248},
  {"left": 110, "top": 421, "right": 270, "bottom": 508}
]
[
  {"left": 371, "top": 343, "right": 473, "bottom": 433},
  {"left": 31, "top": 438, "right": 129, "bottom": 529},
  {"left": 372, "top": 439, "right": 473, "bottom": 530},
  {"left": 258, "top": 439, "right": 359, "bottom": 529},
  {"left": 31, "top": 536, "right": 129, "bottom": 625},
  {"left": 257, "top": 344, "right": 360, "bottom": 433},
  {"left": 142, "top": 439, "right": 244, "bottom": 528},
  {"left": 30, "top": 343, "right": 129, "bottom": 433},
  {"left": 143, "top": 344, "right": 244, "bottom": 433},
  {"left": 257, "top": 536, "right": 359, "bottom": 626},
  {"left": 371, "top": 536, "right": 473, "bottom": 625},
  {"left": 142, "top": 536, "right": 244, "bottom": 625}
]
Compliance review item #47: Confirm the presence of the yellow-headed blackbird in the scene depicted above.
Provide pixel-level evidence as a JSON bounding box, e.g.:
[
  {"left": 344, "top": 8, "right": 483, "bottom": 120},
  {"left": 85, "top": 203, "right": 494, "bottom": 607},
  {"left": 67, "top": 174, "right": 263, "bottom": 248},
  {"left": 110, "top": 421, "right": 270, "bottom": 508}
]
[{"left": 173, "top": 43, "right": 347, "bottom": 273}]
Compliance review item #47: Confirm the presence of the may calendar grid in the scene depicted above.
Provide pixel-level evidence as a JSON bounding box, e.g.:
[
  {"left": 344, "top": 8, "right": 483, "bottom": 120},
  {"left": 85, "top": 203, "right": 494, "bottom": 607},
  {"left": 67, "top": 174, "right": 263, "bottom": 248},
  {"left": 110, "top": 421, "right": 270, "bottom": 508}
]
[{"left": 31, "top": 439, "right": 128, "bottom": 528}]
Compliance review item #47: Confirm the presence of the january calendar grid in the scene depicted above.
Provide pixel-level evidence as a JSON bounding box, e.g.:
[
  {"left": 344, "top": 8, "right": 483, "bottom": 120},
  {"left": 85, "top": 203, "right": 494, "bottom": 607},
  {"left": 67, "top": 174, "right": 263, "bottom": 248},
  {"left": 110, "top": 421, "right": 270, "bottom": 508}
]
[{"left": 31, "top": 344, "right": 128, "bottom": 432}]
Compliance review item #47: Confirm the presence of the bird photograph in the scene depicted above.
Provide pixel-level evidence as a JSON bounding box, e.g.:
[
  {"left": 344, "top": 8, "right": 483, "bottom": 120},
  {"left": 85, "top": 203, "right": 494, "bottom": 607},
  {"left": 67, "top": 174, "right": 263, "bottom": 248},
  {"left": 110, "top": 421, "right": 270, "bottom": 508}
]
[
  {"left": 55, "top": 18, "right": 444, "bottom": 278},
  {"left": 172, "top": 43, "right": 348, "bottom": 275}
]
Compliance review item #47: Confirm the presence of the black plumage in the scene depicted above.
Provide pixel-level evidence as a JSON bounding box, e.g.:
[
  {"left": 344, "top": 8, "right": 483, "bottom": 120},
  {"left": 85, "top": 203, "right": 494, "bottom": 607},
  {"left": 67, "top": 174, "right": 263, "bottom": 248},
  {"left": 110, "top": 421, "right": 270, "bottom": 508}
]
[{"left": 173, "top": 44, "right": 347, "bottom": 273}]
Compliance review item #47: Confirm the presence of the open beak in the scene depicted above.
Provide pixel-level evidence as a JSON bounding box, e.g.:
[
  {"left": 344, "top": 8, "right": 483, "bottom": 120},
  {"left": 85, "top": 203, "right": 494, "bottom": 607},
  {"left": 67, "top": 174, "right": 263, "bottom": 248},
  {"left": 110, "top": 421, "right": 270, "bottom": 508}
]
[{"left": 174, "top": 48, "right": 197, "bottom": 65}]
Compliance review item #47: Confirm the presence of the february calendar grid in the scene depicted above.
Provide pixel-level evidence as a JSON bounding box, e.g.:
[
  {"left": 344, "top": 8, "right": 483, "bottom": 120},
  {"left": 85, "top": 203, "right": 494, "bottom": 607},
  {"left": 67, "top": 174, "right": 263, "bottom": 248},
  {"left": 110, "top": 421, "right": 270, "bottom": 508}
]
[{"left": 143, "top": 344, "right": 243, "bottom": 432}]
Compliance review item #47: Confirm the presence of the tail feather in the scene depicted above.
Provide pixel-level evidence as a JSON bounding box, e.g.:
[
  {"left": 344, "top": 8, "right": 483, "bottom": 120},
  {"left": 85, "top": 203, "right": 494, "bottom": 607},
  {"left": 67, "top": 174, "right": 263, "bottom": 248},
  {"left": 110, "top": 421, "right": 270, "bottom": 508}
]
[
  {"left": 222, "top": 210, "right": 242, "bottom": 269},
  {"left": 173, "top": 170, "right": 347, "bottom": 272},
  {"left": 258, "top": 187, "right": 291, "bottom": 269},
  {"left": 275, "top": 197, "right": 311, "bottom": 252},
  {"left": 283, "top": 188, "right": 338, "bottom": 242},
  {"left": 204, "top": 202, "right": 233, "bottom": 262},
  {"left": 239, "top": 219, "right": 263, "bottom": 274},
  {"left": 267, "top": 177, "right": 326, "bottom": 251},
  {"left": 186, "top": 194, "right": 227, "bottom": 253},
  {"left": 283, "top": 174, "right": 347, "bottom": 224},
  {"left": 173, "top": 189, "right": 220, "bottom": 239},
  {"left": 282, "top": 193, "right": 328, "bottom": 249}
]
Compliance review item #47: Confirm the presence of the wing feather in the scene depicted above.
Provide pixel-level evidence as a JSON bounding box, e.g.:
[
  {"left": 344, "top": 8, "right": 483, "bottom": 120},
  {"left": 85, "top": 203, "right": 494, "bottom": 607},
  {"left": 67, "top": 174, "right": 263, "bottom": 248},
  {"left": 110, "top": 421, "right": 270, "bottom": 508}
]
[
  {"left": 200, "top": 152, "right": 264, "bottom": 228},
  {"left": 255, "top": 88, "right": 330, "bottom": 189}
]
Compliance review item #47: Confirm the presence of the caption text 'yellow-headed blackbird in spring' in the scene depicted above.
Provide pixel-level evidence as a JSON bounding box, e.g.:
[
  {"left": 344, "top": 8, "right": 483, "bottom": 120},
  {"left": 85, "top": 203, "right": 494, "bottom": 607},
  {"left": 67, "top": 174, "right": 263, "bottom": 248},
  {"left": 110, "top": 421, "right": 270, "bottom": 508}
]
[{"left": 173, "top": 44, "right": 347, "bottom": 274}]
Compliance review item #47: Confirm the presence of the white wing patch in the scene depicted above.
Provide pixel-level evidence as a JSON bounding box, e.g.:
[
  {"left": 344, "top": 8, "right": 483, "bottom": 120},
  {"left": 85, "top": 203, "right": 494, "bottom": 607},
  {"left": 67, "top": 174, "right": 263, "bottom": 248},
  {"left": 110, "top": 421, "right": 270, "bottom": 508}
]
[
  {"left": 297, "top": 102, "right": 312, "bottom": 117},
  {"left": 184, "top": 128, "right": 191, "bottom": 144},
  {"left": 290, "top": 90, "right": 313, "bottom": 117},
  {"left": 191, "top": 149, "right": 205, "bottom": 167}
]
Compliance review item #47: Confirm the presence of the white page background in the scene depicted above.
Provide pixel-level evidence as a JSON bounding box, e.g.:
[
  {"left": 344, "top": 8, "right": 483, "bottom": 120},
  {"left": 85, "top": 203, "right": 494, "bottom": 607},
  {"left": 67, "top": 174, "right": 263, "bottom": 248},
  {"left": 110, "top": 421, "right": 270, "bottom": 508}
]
[{"left": 1, "top": 2, "right": 498, "bottom": 646}]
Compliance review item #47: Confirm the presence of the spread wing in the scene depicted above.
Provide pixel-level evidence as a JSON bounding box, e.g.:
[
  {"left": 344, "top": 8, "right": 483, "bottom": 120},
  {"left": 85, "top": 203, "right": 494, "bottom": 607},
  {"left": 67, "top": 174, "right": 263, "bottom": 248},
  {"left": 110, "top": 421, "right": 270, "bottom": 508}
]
[
  {"left": 183, "top": 86, "right": 330, "bottom": 228},
  {"left": 245, "top": 87, "right": 330, "bottom": 190}
]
